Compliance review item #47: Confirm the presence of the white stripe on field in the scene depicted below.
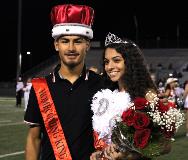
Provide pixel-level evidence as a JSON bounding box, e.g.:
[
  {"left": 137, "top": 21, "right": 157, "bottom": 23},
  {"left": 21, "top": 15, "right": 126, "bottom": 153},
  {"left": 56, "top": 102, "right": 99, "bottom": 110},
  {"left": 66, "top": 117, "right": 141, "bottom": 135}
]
[
  {"left": 0, "top": 151, "right": 24, "bottom": 158},
  {"left": 0, "top": 99, "right": 15, "bottom": 101},
  {"left": 0, "top": 120, "right": 11, "bottom": 123},
  {"left": 0, "top": 122, "right": 24, "bottom": 127},
  {"left": 0, "top": 110, "right": 24, "bottom": 114},
  {"left": 0, "top": 98, "right": 15, "bottom": 101}
]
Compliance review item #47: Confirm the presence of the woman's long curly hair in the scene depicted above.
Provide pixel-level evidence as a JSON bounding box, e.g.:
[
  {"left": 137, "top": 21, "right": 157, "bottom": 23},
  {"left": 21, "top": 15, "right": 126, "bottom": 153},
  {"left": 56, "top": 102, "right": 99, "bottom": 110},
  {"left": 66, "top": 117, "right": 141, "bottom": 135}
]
[{"left": 102, "top": 41, "right": 157, "bottom": 99}]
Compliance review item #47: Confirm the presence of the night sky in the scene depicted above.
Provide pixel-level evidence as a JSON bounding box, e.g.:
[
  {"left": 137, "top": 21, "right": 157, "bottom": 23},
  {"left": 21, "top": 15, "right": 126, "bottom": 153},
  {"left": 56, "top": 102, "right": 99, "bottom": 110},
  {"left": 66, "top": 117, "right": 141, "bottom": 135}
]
[{"left": 1, "top": 0, "right": 188, "bottom": 81}]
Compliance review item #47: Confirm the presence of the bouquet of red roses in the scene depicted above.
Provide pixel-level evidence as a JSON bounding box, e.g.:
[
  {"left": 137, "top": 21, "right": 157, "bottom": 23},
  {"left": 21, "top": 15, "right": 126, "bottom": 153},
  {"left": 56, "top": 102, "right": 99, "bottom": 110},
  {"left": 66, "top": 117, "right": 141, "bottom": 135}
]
[
  {"left": 91, "top": 89, "right": 184, "bottom": 159},
  {"left": 111, "top": 93, "right": 184, "bottom": 158}
]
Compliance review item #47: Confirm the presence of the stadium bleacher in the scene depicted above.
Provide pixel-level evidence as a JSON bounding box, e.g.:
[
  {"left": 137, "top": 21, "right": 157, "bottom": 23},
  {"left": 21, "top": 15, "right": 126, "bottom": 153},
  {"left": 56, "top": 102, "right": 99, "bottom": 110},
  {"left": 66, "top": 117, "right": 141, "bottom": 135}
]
[
  {"left": 22, "top": 48, "right": 188, "bottom": 81},
  {"left": 1, "top": 47, "right": 188, "bottom": 97}
]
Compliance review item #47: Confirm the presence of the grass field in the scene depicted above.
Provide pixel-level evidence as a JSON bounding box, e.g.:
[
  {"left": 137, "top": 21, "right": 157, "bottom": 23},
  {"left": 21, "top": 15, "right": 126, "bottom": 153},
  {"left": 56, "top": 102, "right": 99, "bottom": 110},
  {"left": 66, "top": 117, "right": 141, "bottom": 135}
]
[
  {"left": 0, "top": 97, "right": 27, "bottom": 160},
  {"left": 0, "top": 97, "right": 188, "bottom": 160}
]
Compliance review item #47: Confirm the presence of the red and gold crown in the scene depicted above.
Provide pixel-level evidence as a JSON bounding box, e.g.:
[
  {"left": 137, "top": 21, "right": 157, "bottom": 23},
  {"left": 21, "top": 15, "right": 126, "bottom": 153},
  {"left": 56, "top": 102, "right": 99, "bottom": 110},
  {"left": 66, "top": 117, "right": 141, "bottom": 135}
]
[{"left": 51, "top": 4, "right": 94, "bottom": 39}]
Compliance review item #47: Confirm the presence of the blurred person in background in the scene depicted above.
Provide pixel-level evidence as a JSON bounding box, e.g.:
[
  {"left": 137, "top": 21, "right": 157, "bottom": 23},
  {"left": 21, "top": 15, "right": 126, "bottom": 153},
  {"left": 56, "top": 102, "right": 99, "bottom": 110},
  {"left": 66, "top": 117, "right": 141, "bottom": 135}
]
[
  {"left": 150, "top": 72, "right": 156, "bottom": 84},
  {"left": 163, "top": 77, "right": 178, "bottom": 108},
  {"left": 16, "top": 76, "right": 24, "bottom": 107},
  {"left": 158, "top": 81, "right": 165, "bottom": 94},
  {"left": 174, "top": 81, "right": 184, "bottom": 109},
  {"left": 22, "top": 78, "right": 32, "bottom": 111},
  {"left": 88, "top": 66, "right": 99, "bottom": 74},
  {"left": 163, "top": 77, "right": 182, "bottom": 141},
  {"left": 183, "top": 80, "right": 188, "bottom": 137}
]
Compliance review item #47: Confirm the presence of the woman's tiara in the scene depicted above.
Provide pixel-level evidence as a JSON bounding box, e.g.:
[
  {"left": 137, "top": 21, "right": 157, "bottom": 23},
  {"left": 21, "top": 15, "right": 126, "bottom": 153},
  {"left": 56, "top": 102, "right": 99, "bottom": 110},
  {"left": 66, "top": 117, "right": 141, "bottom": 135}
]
[
  {"left": 105, "top": 32, "right": 128, "bottom": 46},
  {"left": 105, "top": 32, "right": 136, "bottom": 47}
]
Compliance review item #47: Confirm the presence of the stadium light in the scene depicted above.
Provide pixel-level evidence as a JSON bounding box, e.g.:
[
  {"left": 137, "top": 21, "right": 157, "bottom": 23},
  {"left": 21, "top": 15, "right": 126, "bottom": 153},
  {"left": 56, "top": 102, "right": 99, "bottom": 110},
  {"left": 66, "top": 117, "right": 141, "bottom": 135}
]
[{"left": 26, "top": 51, "right": 32, "bottom": 69}]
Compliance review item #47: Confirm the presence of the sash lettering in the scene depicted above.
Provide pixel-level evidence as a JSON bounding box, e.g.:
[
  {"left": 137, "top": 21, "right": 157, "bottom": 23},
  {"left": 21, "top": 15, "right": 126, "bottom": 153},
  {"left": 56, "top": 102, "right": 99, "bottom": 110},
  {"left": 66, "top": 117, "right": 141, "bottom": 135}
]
[{"left": 32, "top": 78, "right": 72, "bottom": 160}]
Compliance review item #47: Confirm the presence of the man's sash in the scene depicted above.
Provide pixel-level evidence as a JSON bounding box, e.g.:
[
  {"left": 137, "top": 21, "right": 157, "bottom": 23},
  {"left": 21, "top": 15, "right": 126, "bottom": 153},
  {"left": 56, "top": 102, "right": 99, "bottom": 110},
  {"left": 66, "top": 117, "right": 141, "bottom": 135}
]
[{"left": 32, "top": 78, "right": 72, "bottom": 160}]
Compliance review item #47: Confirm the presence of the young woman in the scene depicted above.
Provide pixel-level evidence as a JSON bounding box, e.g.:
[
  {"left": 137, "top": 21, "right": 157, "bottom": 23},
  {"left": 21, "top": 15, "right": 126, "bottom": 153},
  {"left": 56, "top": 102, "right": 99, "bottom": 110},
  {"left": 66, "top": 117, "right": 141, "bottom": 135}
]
[{"left": 90, "top": 33, "right": 172, "bottom": 160}]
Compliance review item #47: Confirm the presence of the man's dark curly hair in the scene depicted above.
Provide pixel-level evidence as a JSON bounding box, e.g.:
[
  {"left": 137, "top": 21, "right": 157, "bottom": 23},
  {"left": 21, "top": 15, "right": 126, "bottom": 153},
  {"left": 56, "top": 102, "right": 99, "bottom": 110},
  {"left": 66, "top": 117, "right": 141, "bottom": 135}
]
[{"left": 102, "top": 41, "right": 157, "bottom": 100}]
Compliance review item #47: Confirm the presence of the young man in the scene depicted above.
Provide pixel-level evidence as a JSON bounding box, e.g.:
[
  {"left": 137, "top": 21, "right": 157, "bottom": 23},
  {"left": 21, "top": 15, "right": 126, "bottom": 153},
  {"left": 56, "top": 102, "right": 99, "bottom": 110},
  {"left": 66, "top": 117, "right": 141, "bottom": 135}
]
[{"left": 24, "top": 4, "right": 104, "bottom": 160}]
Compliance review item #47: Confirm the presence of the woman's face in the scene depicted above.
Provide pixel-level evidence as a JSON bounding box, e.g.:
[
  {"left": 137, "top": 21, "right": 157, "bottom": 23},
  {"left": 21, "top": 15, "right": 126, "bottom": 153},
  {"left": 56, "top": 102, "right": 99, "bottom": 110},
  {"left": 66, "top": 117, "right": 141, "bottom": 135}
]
[{"left": 104, "top": 48, "right": 126, "bottom": 82}]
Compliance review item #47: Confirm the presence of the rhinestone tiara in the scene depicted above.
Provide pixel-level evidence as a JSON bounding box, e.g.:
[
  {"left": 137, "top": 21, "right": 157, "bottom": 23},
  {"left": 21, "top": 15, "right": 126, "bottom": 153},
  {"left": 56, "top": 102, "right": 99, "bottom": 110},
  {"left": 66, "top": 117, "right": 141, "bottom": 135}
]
[
  {"left": 105, "top": 32, "right": 128, "bottom": 46},
  {"left": 105, "top": 32, "right": 137, "bottom": 47}
]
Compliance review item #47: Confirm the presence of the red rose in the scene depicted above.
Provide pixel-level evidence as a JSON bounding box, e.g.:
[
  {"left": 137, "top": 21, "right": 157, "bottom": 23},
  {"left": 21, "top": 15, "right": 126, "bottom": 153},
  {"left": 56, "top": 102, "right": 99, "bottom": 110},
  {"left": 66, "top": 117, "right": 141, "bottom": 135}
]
[
  {"left": 158, "top": 100, "right": 170, "bottom": 112},
  {"left": 167, "top": 101, "right": 176, "bottom": 108},
  {"left": 121, "top": 109, "right": 135, "bottom": 126},
  {"left": 134, "top": 97, "right": 148, "bottom": 110},
  {"left": 133, "top": 112, "right": 150, "bottom": 129},
  {"left": 134, "top": 129, "right": 151, "bottom": 148}
]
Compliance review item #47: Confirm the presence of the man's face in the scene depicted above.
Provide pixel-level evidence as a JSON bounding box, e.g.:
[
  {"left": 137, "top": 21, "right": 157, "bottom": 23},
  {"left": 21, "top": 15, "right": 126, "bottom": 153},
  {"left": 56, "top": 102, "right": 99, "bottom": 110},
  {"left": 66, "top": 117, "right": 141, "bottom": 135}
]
[{"left": 54, "top": 35, "right": 90, "bottom": 68}]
